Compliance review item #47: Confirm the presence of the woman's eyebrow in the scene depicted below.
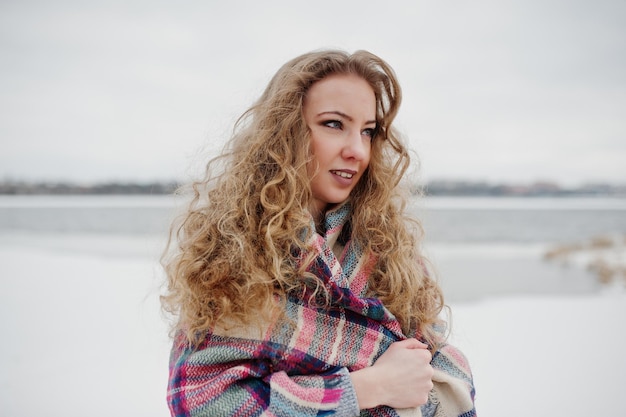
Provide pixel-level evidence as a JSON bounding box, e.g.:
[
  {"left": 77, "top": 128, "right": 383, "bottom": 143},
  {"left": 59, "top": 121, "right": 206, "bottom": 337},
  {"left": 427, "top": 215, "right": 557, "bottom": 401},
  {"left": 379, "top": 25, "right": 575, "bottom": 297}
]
[{"left": 317, "top": 111, "right": 377, "bottom": 125}]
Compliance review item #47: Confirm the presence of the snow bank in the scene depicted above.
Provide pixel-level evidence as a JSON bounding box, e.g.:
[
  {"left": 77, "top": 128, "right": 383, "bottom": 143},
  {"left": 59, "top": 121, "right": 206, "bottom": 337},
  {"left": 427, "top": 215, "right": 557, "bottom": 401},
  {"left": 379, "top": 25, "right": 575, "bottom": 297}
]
[{"left": 449, "top": 292, "right": 626, "bottom": 417}]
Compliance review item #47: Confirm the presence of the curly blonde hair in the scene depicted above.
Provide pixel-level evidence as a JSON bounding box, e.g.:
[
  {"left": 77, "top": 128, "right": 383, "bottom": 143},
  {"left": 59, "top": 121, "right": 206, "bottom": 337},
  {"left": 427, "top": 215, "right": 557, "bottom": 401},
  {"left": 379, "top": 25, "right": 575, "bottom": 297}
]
[{"left": 161, "top": 49, "right": 444, "bottom": 348}]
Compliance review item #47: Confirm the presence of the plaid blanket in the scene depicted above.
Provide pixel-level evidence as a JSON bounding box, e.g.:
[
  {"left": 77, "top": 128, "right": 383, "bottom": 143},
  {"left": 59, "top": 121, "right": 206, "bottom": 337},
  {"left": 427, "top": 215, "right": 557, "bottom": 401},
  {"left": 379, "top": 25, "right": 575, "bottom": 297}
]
[{"left": 167, "top": 203, "right": 476, "bottom": 416}]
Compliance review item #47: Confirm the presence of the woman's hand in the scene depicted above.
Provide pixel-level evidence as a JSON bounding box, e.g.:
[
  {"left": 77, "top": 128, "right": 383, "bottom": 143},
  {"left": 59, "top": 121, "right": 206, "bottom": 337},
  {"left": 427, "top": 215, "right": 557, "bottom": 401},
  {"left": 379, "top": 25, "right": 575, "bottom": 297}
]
[{"left": 350, "top": 338, "right": 434, "bottom": 410}]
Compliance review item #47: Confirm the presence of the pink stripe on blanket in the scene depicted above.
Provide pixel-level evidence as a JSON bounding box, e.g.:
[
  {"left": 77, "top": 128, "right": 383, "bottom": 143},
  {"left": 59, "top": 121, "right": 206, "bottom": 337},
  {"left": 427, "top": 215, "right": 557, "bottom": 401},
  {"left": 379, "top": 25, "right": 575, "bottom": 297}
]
[{"left": 270, "top": 372, "right": 342, "bottom": 407}]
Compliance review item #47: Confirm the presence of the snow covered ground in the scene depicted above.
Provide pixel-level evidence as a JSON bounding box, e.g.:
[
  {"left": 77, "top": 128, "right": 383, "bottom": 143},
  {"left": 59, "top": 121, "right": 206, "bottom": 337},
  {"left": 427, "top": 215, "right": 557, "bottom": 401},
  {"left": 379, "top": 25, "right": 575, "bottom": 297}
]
[
  {"left": 0, "top": 233, "right": 624, "bottom": 416},
  {"left": 448, "top": 293, "right": 626, "bottom": 416}
]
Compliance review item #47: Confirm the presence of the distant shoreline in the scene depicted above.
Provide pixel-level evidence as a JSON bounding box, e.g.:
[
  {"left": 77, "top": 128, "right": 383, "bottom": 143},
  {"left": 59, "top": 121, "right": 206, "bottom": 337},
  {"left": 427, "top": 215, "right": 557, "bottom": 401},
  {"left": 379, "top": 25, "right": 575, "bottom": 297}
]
[
  {"left": 0, "top": 179, "right": 624, "bottom": 197},
  {"left": 0, "top": 181, "right": 180, "bottom": 196}
]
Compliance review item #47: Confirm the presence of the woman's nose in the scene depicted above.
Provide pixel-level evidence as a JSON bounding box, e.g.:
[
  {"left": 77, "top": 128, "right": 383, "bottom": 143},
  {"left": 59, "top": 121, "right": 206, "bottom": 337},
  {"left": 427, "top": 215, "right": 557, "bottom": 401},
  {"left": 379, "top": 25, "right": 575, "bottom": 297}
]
[{"left": 341, "top": 130, "right": 369, "bottom": 160}]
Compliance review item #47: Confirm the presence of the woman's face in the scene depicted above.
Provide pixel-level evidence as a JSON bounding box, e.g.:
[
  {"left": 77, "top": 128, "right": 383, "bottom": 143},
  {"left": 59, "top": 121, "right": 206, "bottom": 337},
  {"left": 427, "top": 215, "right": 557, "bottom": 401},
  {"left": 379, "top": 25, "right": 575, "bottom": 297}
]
[{"left": 303, "top": 73, "right": 377, "bottom": 218}]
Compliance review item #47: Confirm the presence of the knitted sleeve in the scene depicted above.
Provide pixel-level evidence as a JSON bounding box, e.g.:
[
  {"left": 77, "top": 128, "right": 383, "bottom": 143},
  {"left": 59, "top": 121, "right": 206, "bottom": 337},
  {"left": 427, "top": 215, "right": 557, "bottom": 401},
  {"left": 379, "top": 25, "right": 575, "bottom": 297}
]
[{"left": 166, "top": 332, "right": 360, "bottom": 417}]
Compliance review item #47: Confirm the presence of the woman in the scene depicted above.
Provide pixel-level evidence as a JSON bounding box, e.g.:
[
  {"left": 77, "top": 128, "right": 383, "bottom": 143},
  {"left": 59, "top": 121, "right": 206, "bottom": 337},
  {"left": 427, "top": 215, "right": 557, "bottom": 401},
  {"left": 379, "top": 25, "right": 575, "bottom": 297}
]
[{"left": 162, "top": 49, "right": 476, "bottom": 416}]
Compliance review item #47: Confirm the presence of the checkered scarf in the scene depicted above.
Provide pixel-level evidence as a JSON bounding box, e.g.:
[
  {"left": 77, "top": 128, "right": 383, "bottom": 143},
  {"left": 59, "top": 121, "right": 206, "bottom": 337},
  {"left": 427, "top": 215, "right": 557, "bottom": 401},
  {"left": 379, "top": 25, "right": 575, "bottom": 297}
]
[{"left": 167, "top": 202, "right": 476, "bottom": 416}]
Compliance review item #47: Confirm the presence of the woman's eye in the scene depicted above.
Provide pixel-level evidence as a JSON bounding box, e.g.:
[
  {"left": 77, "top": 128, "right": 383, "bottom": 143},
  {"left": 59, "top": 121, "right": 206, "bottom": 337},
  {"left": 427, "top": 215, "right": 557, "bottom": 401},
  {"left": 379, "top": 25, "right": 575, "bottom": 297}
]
[
  {"left": 323, "top": 120, "right": 342, "bottom": 129},
  {"left": 362, "top": 128, "right": 376, "bottom": 139}
]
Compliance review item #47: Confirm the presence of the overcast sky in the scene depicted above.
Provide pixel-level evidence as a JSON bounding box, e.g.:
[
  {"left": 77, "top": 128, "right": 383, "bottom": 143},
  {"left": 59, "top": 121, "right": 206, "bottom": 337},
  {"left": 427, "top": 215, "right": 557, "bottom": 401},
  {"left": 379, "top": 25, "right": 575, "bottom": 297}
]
[{"left": 1, "top": 0, "right": 624, "bottom": 186}]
